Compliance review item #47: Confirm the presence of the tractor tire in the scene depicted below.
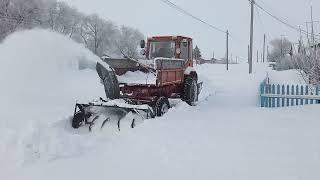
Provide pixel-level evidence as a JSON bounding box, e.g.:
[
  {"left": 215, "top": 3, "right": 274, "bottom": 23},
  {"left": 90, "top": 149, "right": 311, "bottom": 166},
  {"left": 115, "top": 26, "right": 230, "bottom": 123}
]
[
  {"left": 183, "top": 77, "right": 198, "bottom": 106},
  {"left": 155, "top": 97, "right": 170, "bottom": 117},
  {"left": 72, "top": 112, "right": 85, "bottom": 129}
]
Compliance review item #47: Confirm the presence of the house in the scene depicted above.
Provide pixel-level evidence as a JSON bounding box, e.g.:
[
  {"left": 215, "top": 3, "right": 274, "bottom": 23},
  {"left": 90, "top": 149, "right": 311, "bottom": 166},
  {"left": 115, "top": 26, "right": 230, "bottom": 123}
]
[
  {"left": 195, "top": 57, "right": 217, "bottom": 65},
  {"left": 310, "top": 42, "right": 320, "bottom": 49}
]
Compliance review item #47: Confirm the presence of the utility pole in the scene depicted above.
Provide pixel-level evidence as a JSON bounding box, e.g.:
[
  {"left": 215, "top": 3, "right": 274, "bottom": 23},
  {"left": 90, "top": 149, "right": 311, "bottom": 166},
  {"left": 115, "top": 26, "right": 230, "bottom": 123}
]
[
  {"left": 305, "top": 21, "right": 319, "bottom": 46},
  {"left": 248, "top": 45, "right": 250, "bottom": 63},
  {"left": 226, "top": 30, "right": 229, "bottom": 71},
  {"left": 267, "top": 45, "right": 269, "bottom": 62},
  {"left": 263, "top": 34, "right": 266, "bottom": 62},
  {"left": 299, "top": 26, "right": 303, "bottom": 54},
  {"left": 257, "top": 50, "right": 259, "bottom": 62},
  {"left": 306, "top": 22, "right": 310, "bottom": 45},
  {"left": 249, "top": 0, "right": 254, "bottom": 74},
  {"left": 311, "top": 6, "right": 315, "bottom": 45}
]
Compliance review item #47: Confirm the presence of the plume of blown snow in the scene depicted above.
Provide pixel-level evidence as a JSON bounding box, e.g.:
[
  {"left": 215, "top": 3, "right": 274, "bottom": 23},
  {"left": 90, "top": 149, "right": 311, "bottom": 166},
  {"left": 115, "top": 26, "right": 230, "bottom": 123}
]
[{"left": 0, "top": 29, "right": 105, "bottom": 166}]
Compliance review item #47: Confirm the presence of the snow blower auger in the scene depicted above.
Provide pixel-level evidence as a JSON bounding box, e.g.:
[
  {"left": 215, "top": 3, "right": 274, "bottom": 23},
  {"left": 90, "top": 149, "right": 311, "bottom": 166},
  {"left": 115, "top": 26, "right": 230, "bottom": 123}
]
[
  {"left": 72, "top": 98, "right": 155, "bottom": 131},
  {"left": 72, "top": 35, "right": 202, "bottom": 131}
]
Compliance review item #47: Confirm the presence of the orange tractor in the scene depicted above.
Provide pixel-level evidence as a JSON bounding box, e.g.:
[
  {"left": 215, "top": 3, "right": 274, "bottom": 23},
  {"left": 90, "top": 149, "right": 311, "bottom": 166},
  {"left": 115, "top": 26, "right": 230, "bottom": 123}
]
[{"left": 72, "top": 35, "right": 202, "bottom": 130}]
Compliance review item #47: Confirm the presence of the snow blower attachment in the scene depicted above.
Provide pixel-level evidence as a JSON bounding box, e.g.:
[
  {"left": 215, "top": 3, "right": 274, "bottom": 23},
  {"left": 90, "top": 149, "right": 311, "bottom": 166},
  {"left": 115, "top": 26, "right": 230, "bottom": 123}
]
[
  {"left": 72, "top": 62, "right": 155, "bottom": 131},
  {"left": 72, "top": 98, "right": 155, "bottom": 131},
  {"left": 72, "top": 35, "right": 202, "bottom": 131}
]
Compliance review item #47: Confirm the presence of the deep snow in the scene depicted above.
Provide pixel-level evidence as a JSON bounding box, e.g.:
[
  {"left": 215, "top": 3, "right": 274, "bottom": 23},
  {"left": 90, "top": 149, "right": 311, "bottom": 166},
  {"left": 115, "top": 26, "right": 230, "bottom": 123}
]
[
  {"left": 1, "top": 30, "right": 320, "bottom": 180},
  {"left": 0, "top": 29, "right": 106, "bottom": 167}
]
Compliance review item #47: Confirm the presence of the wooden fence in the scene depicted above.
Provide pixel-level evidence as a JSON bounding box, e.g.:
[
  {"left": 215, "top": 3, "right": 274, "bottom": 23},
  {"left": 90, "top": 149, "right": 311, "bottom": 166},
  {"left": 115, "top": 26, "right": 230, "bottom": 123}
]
[{"left": 260, "top": 79, "right": 320, "bottom": 108}]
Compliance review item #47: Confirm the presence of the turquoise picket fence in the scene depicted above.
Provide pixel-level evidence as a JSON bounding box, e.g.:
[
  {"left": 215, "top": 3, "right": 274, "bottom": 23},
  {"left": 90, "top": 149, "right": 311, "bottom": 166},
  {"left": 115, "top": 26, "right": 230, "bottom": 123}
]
[{"left": 260, "top": 79, "right": 320, "bottom": 108}]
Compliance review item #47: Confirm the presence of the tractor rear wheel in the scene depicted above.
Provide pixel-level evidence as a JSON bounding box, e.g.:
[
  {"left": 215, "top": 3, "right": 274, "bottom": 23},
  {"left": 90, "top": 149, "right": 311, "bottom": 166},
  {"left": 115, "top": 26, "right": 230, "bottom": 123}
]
[
  {"left": 183, "top": 77, "right": 198, "bottom": 106},
  {"left": 72, "top": 112, "right": 85, "bottom": 129},
  {"left": 155, "top": 97, "right": 170, "bottom": 117}
]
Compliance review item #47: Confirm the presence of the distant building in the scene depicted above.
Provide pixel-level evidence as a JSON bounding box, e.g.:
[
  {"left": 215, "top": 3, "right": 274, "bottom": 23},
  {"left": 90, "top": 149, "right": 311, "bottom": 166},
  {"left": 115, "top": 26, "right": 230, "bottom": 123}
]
[
  {"left": 310, "top": 43, "right": 320, "bottom": 49},
  {"left": 195, "top": 57, "right": 220, "bottom": 65},
  {"left": 214, "top": 58, "right": 227, "bottom": 64}
]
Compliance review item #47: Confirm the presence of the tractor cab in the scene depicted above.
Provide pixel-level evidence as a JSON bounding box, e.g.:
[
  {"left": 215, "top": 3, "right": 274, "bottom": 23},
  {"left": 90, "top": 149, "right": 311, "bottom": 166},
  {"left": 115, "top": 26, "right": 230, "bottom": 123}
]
[
  {"left": 104, "top": 36, "right": 194, "bottom": 76},
  {"left": 141, "top": 36, "right": 194, "bottom": 67}
]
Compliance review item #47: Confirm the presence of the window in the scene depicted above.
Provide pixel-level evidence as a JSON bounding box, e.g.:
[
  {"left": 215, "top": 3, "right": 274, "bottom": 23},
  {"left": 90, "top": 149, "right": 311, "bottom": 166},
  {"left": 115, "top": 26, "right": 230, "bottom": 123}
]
[
  {"left": 180, "top": 40, "right": 189, "bottom": 60},
  {"left": 149, "top": 41, "right": 175, "bottom": 59}
]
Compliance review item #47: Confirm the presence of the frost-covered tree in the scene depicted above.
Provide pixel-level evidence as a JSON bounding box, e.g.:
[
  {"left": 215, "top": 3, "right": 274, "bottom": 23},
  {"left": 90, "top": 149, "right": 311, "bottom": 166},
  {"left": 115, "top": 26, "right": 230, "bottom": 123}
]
[
  {"left": 293, "top": 47, "right": 320, "bottom": 85},
  {"left": 0, "top": 0, "right": 11, "bottom": 40},
  {"left": 269, "top": 38, "right": 292, "bottom": 62},
  {"left": 115, "top": 26, "right": 144, "bottom": 58},
  {"left": 79, "top": 14, "right": 118, "bottom": 56},
  {"left": 45, "top": 1, "right": 80, "bottom": 38},
  {"left": 0, "top": 0, "right": 46, "bottom": 40},
  {"left": 268, "top": 38, "right": 294, "bottom": 70},
  {"left": 193, "top": 45, "right": 202, "bottom": 60},
  {"left": 0, "top": 0, "right": 145, "bottom": 58}
]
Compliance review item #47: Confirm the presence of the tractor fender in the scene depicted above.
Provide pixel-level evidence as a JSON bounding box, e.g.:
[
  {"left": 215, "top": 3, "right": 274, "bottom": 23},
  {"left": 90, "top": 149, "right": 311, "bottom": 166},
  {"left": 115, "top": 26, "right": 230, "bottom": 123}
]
[{"left": 184, "top": 67, "right": 198, "bottom": 81}]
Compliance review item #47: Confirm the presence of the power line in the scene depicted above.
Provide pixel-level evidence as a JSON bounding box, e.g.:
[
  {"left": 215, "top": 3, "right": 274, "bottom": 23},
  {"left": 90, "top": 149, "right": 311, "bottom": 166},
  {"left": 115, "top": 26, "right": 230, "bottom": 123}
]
[
  {"left": 250, "top": 0, "right": 320, "bottom": 39},
  {"left": 159, "top": 0, "right": 226, "bottom": 34}
]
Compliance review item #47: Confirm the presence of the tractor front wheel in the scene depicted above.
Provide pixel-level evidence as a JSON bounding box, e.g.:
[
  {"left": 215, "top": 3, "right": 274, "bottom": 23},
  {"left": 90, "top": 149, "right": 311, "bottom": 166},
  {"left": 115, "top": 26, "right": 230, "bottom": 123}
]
[
  {"left": 155, "top": 97, "right": 170, "bottom": 117},
  {"left": 183, "top": 77, "right": 198, "bottom": 106}
]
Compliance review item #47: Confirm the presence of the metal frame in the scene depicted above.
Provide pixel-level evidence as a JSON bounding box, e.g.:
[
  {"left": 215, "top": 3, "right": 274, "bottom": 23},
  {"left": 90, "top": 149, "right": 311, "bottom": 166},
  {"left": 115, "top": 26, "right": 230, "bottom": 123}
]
[{"left": 73, "top": 101, "right": 155, "bottom": 131}]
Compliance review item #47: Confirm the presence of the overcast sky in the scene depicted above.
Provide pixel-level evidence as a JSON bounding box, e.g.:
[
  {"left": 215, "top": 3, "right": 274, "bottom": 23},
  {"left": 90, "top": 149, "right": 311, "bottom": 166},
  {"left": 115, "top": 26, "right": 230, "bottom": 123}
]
[{"left": 60, "top": 0, "right": 320, "bottom": 61}]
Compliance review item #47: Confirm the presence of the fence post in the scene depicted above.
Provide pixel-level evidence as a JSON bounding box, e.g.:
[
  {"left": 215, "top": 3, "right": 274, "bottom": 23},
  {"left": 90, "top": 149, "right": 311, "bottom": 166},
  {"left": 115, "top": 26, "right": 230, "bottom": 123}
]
[
  {"left": 311, "top": 90, "right": 314, "bottom": 104},
  {"left": 268, "top": 84, "right": 272, "bottom": 107},
  {"left": 300, "top": 85, "right": 304, "bottom": 105},
  {"left": 282, "top": 85, "right": 285, "bottom": 107},
  {"left": 272, "top": 84, "right": 276, "bottom": 107},
  {"left": 277, "top": 84, "right": 280, "bottom": 107},
  {"left": 291, "top": 85, "right": 295, "bottom": 106},
  {"left": 305, "top": 85, "right": 309, "bottom": 105},
  {"left": 260, "top": 84, "right": 265, "bottom": 107},
  {"left": 264, "top": 85, "right": 268, "bottom": 107},
  {"left": 286, "top": 85, "right": 290, "bottom": 106},
  {"left": 316, "top": 87, "right": 319, "bottom": 104},
  {"left": 296, "top": 85, "right": 299, "bottom": 106}
]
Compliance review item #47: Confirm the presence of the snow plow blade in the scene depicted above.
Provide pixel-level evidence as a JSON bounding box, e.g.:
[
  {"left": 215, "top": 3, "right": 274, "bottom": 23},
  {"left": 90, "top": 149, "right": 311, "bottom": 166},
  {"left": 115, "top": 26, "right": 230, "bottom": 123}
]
[{"left": 72, "top": 99, "right": 155, "bottom": 131}]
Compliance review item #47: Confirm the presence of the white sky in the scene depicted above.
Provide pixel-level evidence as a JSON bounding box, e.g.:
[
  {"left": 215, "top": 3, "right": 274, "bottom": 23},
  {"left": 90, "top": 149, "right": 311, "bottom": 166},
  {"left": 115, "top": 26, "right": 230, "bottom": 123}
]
[{"left": 60, "top": 0, "right": 320, "bottom": 61}]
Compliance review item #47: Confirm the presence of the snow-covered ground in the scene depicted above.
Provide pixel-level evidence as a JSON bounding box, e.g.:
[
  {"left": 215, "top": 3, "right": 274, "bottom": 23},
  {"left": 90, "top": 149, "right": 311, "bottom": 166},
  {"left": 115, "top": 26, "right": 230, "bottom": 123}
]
[
  {"left": 267, "top": 69, "right": 307, "bottom": 85},
  {"left": 1, "top": 30, "right": 320, "bottom": 180}
]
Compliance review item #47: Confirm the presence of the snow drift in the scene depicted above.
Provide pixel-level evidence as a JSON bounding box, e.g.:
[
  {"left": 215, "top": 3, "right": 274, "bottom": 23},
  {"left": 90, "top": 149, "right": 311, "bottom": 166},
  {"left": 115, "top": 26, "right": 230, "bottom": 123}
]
[{"left": 0, "top": 29, "right": 105, "bottom": 166}]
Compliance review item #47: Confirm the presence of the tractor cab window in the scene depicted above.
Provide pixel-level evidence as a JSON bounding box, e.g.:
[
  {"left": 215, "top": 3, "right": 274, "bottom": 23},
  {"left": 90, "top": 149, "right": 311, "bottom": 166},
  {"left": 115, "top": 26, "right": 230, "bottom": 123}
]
[
  {"left": 149, "top": 41, "right": 175, "bottom": 59},
  {"left": 180, "top": 39, "right": 189, "bottom": 60}
]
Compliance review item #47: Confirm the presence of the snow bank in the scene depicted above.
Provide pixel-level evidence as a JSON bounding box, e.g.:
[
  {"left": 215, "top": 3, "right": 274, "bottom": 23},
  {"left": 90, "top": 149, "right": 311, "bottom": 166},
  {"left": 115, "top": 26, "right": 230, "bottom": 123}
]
[
  {"left": 0, "top": 29, "right": 105, "bottom": 166},
  {"left": 267, "top": 69, "right": 306, "bottom": 85},
  {"left": 195, "top": 63, "right": 270, "bottom": 106}
]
